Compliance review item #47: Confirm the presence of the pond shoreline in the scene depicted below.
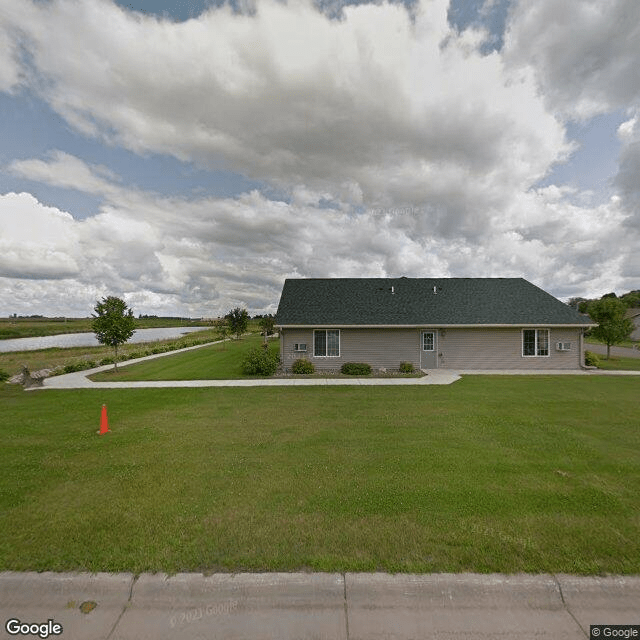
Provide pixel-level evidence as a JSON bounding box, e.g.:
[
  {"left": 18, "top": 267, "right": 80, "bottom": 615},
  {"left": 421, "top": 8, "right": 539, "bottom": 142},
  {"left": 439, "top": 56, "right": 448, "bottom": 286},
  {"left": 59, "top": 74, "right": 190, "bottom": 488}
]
[{"left": 0, "top": 326, "right": 211, "bottom": 353}]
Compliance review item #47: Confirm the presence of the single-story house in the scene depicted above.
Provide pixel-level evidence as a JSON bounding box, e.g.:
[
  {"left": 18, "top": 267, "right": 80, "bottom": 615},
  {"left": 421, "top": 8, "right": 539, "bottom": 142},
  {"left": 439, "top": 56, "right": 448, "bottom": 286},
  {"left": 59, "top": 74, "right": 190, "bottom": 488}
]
[{"left": 274, "top": 277, "right": 596, "bottom": 371}]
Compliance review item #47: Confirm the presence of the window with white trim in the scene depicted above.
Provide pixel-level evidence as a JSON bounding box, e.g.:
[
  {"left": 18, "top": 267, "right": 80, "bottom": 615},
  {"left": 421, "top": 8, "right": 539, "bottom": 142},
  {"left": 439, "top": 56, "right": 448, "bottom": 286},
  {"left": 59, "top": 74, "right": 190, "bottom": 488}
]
[
  {"left": 523, "top": 329, "right": 549, "bottom": 356},
  {"left": 314, "top": 329, "right": 340, "bottom": 357},
  {"left": 422, "top": 332, "right": 435, "bottom": 351}
]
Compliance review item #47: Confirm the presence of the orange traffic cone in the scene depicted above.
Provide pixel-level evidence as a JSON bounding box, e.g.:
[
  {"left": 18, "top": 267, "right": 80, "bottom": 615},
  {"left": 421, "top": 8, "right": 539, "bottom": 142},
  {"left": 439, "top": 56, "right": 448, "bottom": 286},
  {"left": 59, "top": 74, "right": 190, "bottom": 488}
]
[{"left": 99, "top": 404, "right": 110, "bottom": 434}]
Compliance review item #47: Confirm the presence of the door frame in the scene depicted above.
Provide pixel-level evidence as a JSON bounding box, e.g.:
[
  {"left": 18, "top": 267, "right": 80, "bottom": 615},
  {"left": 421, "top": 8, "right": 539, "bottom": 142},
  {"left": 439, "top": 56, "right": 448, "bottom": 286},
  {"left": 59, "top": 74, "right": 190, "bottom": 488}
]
[{"left": 420, "top": 329, "right": 438, "bottom": 369}]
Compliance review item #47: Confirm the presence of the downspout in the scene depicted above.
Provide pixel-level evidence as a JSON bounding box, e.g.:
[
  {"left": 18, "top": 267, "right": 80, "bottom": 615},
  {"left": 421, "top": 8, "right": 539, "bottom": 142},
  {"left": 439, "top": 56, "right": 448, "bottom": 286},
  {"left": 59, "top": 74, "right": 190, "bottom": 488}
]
[
  {"left": 279, "top": 328, "right": 284, "bottom": 372},
  {"left": 579, "top": 328, "right": 590, "bottom": 370}
]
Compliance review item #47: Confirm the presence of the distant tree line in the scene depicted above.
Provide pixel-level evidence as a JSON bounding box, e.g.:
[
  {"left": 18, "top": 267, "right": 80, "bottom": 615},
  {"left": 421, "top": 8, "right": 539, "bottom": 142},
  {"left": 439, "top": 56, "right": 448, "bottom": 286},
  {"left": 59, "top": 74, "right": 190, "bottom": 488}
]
[{"left": 568, "top": 290, "right": 640, "bottom": 313}]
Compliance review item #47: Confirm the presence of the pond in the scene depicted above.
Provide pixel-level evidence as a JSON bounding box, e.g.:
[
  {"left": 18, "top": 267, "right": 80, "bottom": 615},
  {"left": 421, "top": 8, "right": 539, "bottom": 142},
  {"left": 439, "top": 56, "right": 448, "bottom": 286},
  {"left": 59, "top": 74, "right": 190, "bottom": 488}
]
[{"left": 0, "top": 326, "right": 211, "bottom": 353}]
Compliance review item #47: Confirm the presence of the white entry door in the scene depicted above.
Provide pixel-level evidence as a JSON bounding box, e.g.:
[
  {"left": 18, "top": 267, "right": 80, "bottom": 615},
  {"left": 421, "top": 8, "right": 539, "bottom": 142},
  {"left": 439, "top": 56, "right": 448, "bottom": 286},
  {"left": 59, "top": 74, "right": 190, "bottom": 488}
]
[{"left": 421, "top": 331, "right": 437, "bottom": 369}]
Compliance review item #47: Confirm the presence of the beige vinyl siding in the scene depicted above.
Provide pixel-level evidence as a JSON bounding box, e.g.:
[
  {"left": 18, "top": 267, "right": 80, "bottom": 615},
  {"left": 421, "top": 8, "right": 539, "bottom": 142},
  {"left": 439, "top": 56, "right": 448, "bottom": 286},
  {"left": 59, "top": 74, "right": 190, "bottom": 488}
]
[
  {"left": 281, "top": 328, "right": 420, "bottom": 372},
  {"left": 438, "top": 328, "right": 583, "bottom": 370},
  {"left": 280, "top": 327, "right": 585, "bottom": 372}
]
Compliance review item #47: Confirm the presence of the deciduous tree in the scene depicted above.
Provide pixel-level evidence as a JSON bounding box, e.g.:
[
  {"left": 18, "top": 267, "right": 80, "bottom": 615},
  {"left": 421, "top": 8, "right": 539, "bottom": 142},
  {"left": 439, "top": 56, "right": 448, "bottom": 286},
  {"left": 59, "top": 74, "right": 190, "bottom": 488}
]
[
  {"left": 588, "top": 297, "right": 634, "bottom": 359},
  {"left": 259, "top": 314, "right": 275, "bottom": 343},
  {"left": 92, "top": 296, "right": 136, "bottom": 371},
  {"left": 225, "top": 307, "right": 249, "bottom": 340}
]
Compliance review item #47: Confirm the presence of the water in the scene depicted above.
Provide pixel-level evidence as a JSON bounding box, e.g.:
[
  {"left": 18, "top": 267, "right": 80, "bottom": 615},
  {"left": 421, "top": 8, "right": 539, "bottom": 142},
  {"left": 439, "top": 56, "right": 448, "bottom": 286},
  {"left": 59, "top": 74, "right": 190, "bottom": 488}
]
[{"left": 0, "top": 326, "right": 211, "bottom": 353}]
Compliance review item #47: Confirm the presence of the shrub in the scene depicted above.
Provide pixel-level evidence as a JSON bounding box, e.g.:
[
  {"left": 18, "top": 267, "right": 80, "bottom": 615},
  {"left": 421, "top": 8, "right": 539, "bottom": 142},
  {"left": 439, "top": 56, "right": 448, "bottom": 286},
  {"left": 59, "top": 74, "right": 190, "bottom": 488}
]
[
  {"left": 341, "top": 362, "right": 372, "bottom": 375},
  {"left": 584, "top": 350, "right": 600, "bottom": 367},
  {"left": 83, "top": 361, "right": 97, "bottom": 370},
  {"left": 292, "top": 359, "right": 315, "bottom": 374},
  {"left": 399, "top": 361, "right": 414, "bottom": 373},
  {"left": 63, "top": 363, "right": 81, "bottom": 373},
  {"left": 242, "top": 347, "right": 279, "bottom": 376},
  {"left": 0, "top": 369, "right": 9, "bottom": 382},
  {"left": 100, "top": 357, "right": 114, "bottom": 366}
]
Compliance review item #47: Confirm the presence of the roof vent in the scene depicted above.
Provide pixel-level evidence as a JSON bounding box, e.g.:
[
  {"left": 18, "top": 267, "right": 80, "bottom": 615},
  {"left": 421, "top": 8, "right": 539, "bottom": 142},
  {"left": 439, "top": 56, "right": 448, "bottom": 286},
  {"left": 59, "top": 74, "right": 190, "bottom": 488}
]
[{"left": 391, "top": 286, "right": 395, "bottom": 294}]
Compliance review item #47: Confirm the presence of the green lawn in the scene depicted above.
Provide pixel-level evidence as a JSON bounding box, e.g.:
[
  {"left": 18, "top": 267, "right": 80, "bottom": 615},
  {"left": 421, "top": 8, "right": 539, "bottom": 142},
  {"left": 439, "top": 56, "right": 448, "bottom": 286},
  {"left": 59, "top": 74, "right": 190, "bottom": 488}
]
[
  {"left": 90, "top": 334, "right": 278, "bottom": 380},
  {"left": 1, "top": 376, "right": 639, "bottom": 575},
  {"left": 0, "top": 328, "right": 224, "bottom": 378},
  {"left": 593, "top": 356, "right": 640, "bottom": 371}
]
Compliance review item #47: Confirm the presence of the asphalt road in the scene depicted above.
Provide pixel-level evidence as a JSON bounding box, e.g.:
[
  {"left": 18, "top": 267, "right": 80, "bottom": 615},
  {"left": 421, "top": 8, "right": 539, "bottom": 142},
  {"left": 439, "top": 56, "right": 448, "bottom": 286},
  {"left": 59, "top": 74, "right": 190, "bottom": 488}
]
[{"left": 587, "top": 343, "right": 640, "bottom": 359}]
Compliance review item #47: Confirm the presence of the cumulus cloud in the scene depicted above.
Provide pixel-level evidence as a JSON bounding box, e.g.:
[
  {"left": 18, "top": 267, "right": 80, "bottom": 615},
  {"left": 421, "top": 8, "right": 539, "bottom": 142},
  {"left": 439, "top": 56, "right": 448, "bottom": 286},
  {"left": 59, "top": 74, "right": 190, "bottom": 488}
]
[
  {"left": 0, "top": 0, "right": 638, "bottom": 315},
  {"left": 0, "top": 193, "right": 80, "bottom": 279},
  {"left": 2, "top": 0, "right": 569, "bottom": 218},
  {"left": 504, "top": 0, "right": 640, "bottom": 119},
  {"left": 1, "top": 151, "right": 631, "bottom": 317},
  {"left": 9, "top": 151, "right": 121, "bottom": 197},
  {"left": 0, "top": 9, "right": 22, "bottom": 93}
]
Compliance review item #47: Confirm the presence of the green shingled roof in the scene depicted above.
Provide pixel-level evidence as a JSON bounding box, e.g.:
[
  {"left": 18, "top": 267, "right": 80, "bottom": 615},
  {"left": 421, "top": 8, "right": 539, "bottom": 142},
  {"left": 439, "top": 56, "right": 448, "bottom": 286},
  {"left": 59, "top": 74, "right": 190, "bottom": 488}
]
[{"left": 275, "top": 278, "right": 594, "bottom": 326}]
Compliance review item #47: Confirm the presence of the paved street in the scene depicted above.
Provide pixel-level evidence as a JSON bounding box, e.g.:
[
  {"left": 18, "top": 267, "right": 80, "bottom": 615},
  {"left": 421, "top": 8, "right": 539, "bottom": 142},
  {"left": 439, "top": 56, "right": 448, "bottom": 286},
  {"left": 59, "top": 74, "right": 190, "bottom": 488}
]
[
  {"left": 1, "top": 571, "right": 639, "bottom": 639},
  {"left": 587, "top": 343, "right": 640, "bottom": 359}
]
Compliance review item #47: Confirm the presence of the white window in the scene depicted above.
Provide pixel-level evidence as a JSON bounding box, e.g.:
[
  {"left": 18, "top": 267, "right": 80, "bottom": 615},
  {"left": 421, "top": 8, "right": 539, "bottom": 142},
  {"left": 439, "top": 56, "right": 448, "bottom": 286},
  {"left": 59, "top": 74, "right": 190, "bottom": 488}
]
[
  {"left": 523, "top": 329, "right": 549, "bottom": 357},
  {"left": 422, "top": 332, "right": 435, "bottom": 351},
  {"left": 294, "top": 343, "right": 307, "bottom": 352},
  {"left": 314, "top": 330, "right": 340, "bottom": 357}
]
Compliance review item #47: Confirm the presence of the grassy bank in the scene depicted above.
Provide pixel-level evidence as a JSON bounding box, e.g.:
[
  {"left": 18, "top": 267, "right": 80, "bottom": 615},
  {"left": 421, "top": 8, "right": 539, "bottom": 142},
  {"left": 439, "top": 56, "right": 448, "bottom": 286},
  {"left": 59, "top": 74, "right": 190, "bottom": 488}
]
[
  {"left": 1, "top": 376, "right": 639, "bottom": 575},
  {"left": 90, "top": 334, "right": 278, "bottom": 381},
  {"left": 0, "top": 328, "right": 222, "bottom": 378},
  {"left": 593, "top": 356, "right": 640, "bottom": 371}
]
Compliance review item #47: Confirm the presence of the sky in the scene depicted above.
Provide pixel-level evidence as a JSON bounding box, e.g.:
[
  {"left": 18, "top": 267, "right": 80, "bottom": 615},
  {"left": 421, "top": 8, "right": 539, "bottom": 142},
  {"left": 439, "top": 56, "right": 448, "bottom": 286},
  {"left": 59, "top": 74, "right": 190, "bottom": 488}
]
[{"left": 0, "top": 0, "right": 639, "bottom": 317}]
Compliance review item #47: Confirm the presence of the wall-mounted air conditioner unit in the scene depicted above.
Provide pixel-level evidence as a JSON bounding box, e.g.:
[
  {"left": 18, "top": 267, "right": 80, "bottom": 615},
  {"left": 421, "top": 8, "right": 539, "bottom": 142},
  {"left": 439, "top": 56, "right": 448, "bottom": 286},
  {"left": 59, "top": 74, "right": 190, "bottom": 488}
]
[
  {"left": 556, "top": 342, "right": 571, "bottom": 351},
  {"left": 294, "top": 343, "right": 307, "bottom": 352}
]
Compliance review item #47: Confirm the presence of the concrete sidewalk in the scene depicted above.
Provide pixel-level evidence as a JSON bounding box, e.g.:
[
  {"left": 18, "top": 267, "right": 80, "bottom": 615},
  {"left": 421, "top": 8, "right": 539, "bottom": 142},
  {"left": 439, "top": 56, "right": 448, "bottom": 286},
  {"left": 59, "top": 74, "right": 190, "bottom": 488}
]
[
  {"left": 1, "top": 571, "right": 638, "bottom": 639},
  {"left": 31, "top": 338, "right": 640, "bottom": 390},
  {"left": 37, "top": 341, "right": 463, "bottom": 389}
]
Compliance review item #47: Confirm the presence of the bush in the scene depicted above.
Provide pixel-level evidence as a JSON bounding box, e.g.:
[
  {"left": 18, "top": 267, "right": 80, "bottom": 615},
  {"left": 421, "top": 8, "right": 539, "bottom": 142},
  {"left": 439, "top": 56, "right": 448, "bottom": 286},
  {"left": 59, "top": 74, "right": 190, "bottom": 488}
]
[
  {"left": 341, "top": 362, "right": 372, "bottom": 375},
  {"left": 242, "top": 346, "right": 279, "bottom": 376},
  {"left": 292, "top": 359, "right": 315, "bottom": 374},
  {"left": 399, "top": 361, "right": 414, "bottom": 373},
  {"left": 585, "top": 350, "right": 600, "bottom": 367},
  {"left": 0, "top": 369, "right": 9, "bottom": 382},
  {"left": 63, "top": 363, "right": 81, "bottom": 373},
  {"left": 100, "top": 357, "right": 114, "bottom": 365}
]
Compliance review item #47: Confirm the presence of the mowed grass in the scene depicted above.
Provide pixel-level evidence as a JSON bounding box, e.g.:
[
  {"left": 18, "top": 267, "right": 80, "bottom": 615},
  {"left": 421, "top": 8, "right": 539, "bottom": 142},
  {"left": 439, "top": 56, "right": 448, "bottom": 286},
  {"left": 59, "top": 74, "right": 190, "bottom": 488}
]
[
  {"left": 595, "top": 356, "right": 640, "bottom": 371},
  {"left": 90, "top": 334, "right": 278, "bottom": 381},
  {"left": 1, "top": 376, "right": 639, "bottom": 575}
]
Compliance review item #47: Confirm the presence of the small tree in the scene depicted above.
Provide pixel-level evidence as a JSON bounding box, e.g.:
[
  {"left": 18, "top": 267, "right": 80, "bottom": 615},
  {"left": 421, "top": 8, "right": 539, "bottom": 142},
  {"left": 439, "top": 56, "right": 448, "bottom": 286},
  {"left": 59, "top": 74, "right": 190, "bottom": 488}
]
[
  {"left": 588, "top": 297, "right": 634, "bottom": 359},
  {"left": 212, "top": 318, "right": 230, "bottom": 349},
  {"left": 259, "top": 314, "right": 275, "bottom": 343},
  {"left": 225, "top": 307, "right": 249, "bottom": 340},
  {"left": 92, "top": 296, "right": 136, "bottom": 371}
]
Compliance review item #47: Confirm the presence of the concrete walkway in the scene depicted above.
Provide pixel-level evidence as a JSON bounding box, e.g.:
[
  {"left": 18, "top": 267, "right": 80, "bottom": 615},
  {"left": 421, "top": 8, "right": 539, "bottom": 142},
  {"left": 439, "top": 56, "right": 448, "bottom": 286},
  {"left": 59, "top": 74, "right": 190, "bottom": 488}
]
[
  {"left": 28, "top": 339, "right": 639, "bottom": 390},
  {"left": 1, "top": 571, "right": 638, "bottom": 639},
  {"left": 36, "top": 341, "right": 462, "bottom": 389}
]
